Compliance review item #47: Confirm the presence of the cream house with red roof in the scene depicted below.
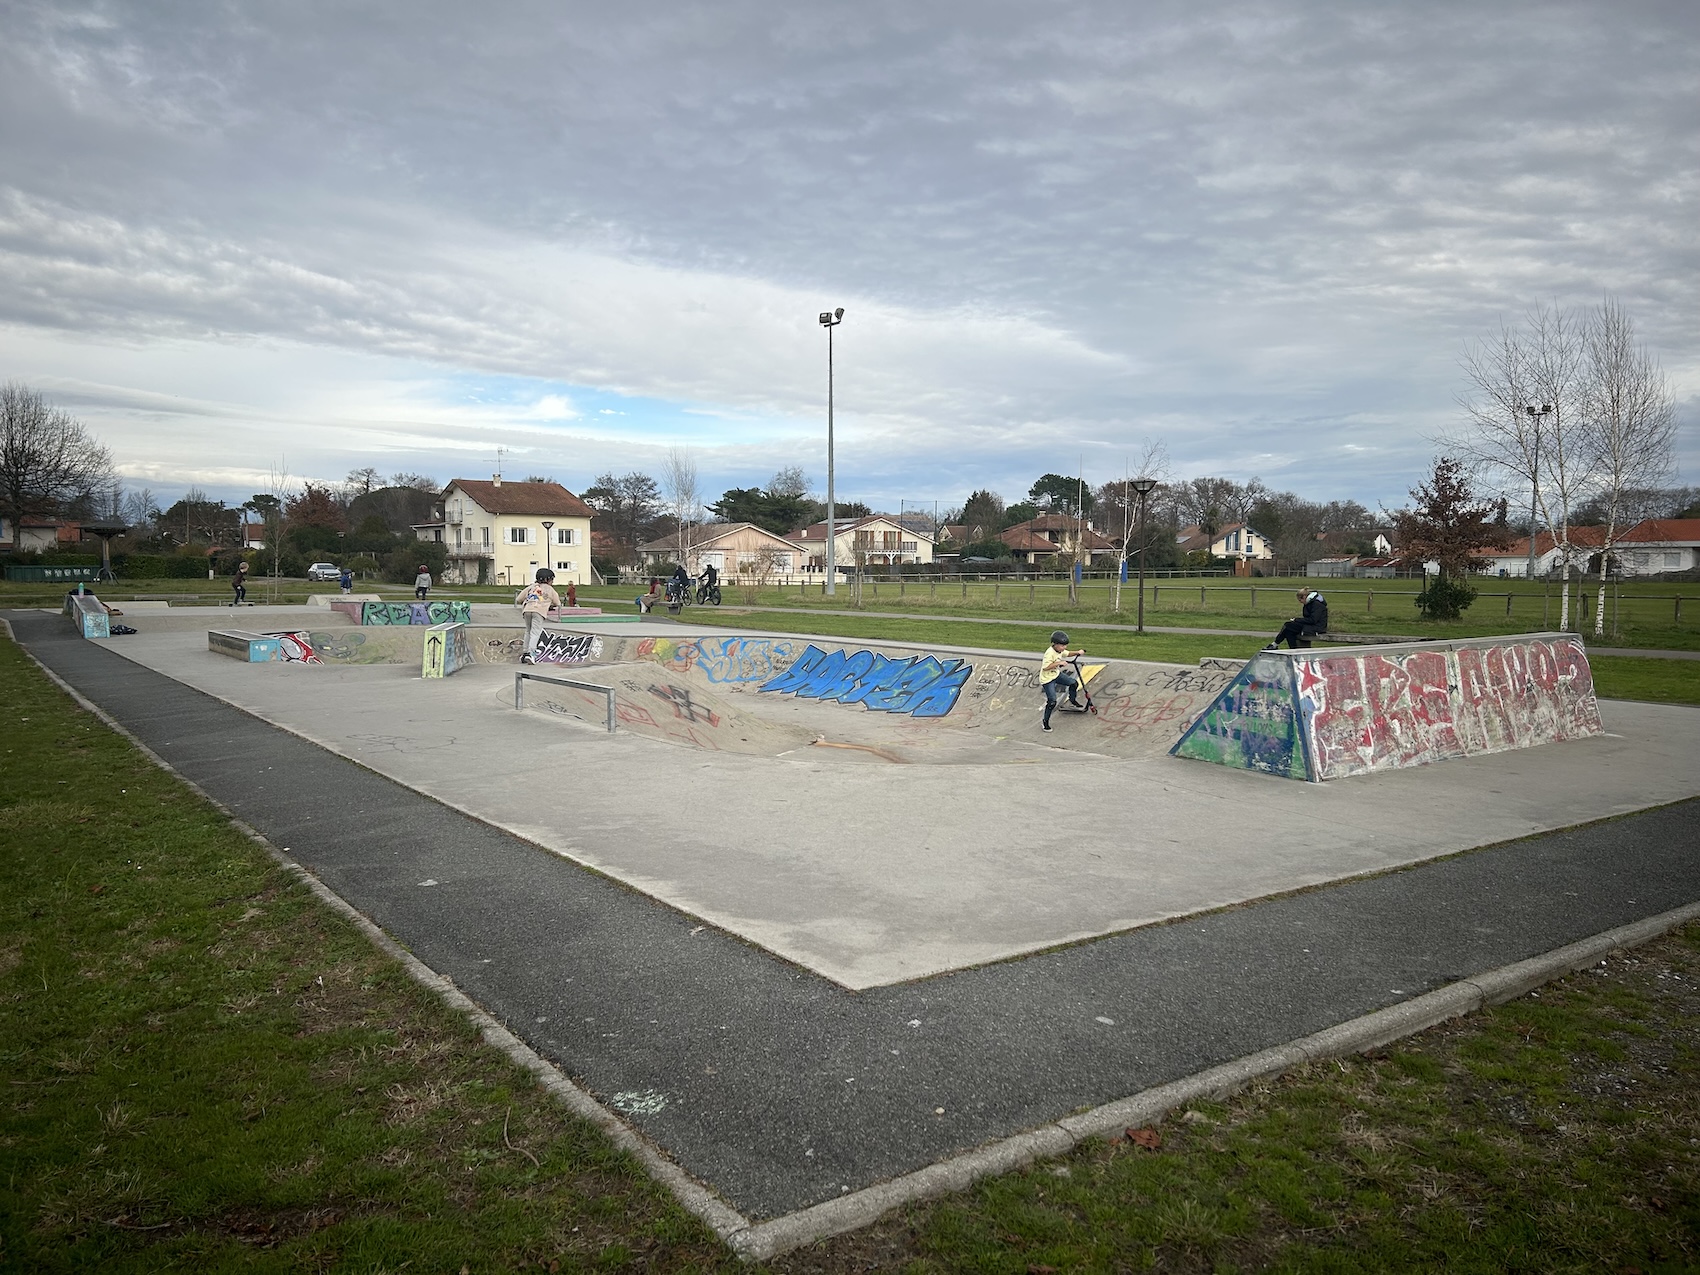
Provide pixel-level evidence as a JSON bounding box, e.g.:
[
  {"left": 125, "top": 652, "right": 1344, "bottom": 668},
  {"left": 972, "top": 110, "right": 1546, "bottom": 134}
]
[{"left": 416, "top": 478, "right": 596, "bottom": 587}]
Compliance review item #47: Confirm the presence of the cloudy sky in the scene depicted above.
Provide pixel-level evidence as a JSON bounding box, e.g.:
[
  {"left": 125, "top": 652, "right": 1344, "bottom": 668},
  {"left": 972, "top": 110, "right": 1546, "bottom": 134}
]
[{"left": 2, "top": 0, "right": 1695, "bottom": 515}]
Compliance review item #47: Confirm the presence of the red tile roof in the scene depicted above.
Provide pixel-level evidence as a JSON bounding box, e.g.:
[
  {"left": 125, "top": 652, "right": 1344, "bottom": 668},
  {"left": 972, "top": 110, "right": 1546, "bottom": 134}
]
[{"left": 448, "top": 480, "right": 594, "bottom": 518}]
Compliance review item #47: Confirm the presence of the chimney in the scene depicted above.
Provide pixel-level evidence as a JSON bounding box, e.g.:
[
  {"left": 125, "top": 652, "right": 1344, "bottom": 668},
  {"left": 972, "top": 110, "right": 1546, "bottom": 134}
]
[{"left": 492, "top": 473, "right": 502, "bottom": 488}]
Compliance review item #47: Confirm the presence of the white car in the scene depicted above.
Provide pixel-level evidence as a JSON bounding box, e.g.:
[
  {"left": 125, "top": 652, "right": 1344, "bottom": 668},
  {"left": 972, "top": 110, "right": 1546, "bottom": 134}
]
[{"left": 306, "top": 562, "right": 340, "bottom": 582}]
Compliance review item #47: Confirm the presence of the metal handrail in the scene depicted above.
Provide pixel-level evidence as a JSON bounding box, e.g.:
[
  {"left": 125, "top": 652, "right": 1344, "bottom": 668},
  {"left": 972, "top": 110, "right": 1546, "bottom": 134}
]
[{"left": 514, "top": 671, "right": 616, "bottom": 733}]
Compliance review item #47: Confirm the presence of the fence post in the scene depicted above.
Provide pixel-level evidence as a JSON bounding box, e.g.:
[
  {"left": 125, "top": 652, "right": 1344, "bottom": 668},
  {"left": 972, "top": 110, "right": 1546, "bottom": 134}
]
[
  {"left": 1676, "top": 596, "right": 1682, "bottom": 623},
  {"left": 1505, "top": 591, "right": 1512, "bottom": 616},
  {"left": 900, "top": 578, "right": 905, "bottom": 598},
  {"left": 930, "top": 578, "right": 936, "bottom": 601},
  {"left": 1200, "top": 585, "right": 1206, "bottom": 606},
  {"left": 1367, "top": 591, "right": 1373, "bottom": 614},
  {"left": 1250, "top": 586, "right": 1256, "bottom": 610},
  {"left": 1153, "top": 585, "right": 1159, "bottom": 609},
  {"left": 962, "top": 575, "right": 967, "bottom": 599}
]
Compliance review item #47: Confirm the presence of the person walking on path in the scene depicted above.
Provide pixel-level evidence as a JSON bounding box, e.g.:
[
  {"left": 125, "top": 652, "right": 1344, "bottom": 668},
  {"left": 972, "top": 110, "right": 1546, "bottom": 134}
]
[
  {"left": 1268, "top": 589, "right": 1328, "bottom": 650},
  {"left": 339, "top": 566, "right": 354, "bottom": 595},
  {"left": 231, "top": 561, "right": 248, "bottom": 606},
  {"left": 414, "top": 565, "right": 432, "bottom": 600},
  {"left": 516, "top": 568, "right": 562, "bottom": 664},
  {"left": 1039, "top": 630, "right": 1085, "bottom": 732}
]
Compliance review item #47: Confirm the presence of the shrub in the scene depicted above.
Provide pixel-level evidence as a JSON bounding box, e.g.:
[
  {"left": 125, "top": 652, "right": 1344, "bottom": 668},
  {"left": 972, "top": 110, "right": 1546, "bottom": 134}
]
[{"left": 1415, "top": 575, "right": 1477, "bottom": 621}]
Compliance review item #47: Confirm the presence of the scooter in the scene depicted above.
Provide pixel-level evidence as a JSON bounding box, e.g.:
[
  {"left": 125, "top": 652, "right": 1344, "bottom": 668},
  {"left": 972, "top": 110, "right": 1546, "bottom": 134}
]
[{"left": 1059, "top": 655, "right": 1099, "bottom": 715}]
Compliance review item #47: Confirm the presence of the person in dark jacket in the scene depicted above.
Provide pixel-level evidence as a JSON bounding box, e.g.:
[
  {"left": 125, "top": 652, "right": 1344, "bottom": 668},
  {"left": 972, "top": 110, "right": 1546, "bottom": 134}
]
[{"left": 1269, "top": 589, "right": 1328, "bottom": 649}]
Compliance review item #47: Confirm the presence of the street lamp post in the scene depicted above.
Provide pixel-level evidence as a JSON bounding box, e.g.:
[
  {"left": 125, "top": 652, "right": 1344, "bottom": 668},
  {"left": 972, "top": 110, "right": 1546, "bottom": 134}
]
[
  {"left": 1523, "top": 404, "right": 1551, "bottom": 581},
  {"left": 540, "top": 521, "right": 554, "bottom": 585},
  {"left": 1131, "top": 477, "right": 1158, "bottom": 634},
  {"left": 819, "top": 307, "right": 844, "bottom": 596}
]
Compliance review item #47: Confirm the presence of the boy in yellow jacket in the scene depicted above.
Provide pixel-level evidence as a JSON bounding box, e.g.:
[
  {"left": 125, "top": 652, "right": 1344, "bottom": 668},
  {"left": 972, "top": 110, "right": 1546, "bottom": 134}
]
[{"left": 1039, "top": 630, "right": 1085, "bottom": 731}]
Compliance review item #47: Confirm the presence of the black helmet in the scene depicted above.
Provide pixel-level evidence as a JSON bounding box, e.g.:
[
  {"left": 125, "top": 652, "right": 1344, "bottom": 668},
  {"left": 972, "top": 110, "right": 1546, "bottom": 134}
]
[
  {"left": 536, "top": 568, "right": 555, "bottom": 582},
  {"left": 1051, "top": 630, "right": 1069, "bottom": 644}
]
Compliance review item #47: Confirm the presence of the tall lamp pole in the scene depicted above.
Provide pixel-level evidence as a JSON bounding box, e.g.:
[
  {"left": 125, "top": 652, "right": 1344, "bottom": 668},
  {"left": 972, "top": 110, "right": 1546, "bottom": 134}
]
[
  {"left": 540, "top": 520, "right": 553, "bottom": 585},
  {"left": 819, "top": 307, "right": 844, "bottom": 596},
  {"left": 1523, "top": 404, "right": 1551, "bottom": 581},
  {"left": 1131, "top": 477, "right": 1158, "bottom": 634}
]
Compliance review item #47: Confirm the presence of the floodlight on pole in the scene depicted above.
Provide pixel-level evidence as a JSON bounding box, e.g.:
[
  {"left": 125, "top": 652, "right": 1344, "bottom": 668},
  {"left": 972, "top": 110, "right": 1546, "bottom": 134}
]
[
  {"left": 1130, "top": 476, "right": 1159, "bottom": 634},
  {"left": 819, "top": 307, "right": 844, "bottom": 595}
]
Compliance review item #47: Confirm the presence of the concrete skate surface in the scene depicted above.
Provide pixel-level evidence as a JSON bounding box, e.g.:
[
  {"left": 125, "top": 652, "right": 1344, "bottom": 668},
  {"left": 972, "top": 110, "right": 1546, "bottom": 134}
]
[{"left": 80, "top": 616, "right": 1700, "bottom": 989}]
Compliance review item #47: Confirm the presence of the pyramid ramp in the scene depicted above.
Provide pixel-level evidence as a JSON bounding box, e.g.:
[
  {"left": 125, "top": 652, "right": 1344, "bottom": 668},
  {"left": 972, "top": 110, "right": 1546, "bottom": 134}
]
[{"left": 1171, "top": 632, "right": 1603, "bottom": 781}]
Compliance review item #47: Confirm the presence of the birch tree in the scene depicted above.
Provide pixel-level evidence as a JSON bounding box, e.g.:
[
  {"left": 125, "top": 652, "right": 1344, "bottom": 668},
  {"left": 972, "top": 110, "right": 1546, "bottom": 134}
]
[
  {"left": 1109, "top": 439, "right": 1169, "bottom": 613},
  {"left": 1455, "top": 304, "right": 1594, "bottom": 628},
  {"left": 662, "top": 447, "right": 700, "bottom": 567},
  {"left": 1582, "top": 299, "right": 1676, "bottom": 636}
]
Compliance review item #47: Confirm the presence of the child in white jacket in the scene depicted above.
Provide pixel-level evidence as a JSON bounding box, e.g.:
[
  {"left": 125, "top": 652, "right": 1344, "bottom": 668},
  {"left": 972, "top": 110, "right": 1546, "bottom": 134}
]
[{"left": 515, "top": 568, "right": 562, "bottom": 664}]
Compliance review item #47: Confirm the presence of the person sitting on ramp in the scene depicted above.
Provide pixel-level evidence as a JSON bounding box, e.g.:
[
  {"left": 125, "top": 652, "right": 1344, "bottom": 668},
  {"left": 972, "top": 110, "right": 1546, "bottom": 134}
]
[
  {"left": 1267, "top": 588, "right": 1328, "bottom": 649},
  {"left": 516, "top": 568, "right": 561, "bottom": 665},
  {"left": 1039, "top": 630, "right": 1086, "bottom": 732}
]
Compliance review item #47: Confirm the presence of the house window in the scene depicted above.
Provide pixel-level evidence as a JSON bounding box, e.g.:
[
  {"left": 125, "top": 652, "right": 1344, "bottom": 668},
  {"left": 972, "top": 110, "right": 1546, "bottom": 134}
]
[
  {"left": 555, "top": 527, "right": 575, "bottom": 545},
  {"left": 481, "top": 527, "right": 491, "bottom": 547},
  {"left": 556, "top": 560, "right": 576, "bottom": 572},
  {"left": 507, "top": 527, "right": 533, "bottom": 545},
  {"left": 1667, "top": 552, "right": 1682, "bottom": 568}
]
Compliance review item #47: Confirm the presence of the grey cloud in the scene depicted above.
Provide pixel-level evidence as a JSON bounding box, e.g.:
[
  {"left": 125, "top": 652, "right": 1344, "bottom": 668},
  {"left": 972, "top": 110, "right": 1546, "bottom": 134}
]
[{"left": 0, "top": 0, "right": 1694, "bottom": 506}]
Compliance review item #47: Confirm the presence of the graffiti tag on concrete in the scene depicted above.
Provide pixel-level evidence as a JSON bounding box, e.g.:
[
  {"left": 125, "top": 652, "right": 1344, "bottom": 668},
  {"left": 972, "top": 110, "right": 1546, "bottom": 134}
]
[
  {"left": 533, "top": 631, "right": 603, "bottom": 665},
  {"left": 1175, "top": 636, "right": 1602, "bottom": 781},
  {"left": 758, "top": 644, "right": 972, "bottom": 717},
  {"left": 269, "top": 631, "right": 322, "bottom": 664},
  {"left": 361, "top": 600, "right": 472, "bottom": 626}
]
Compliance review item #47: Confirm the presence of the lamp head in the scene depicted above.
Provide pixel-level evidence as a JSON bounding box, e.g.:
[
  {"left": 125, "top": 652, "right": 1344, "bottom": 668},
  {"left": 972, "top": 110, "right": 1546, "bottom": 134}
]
[
  {"left": 819, "top": 312, "right": 832, "bottom": 325},
  {"left": 1131, "top": 477, "right": 1159, "bottom": 496},
  {"left": 834, "top": 307, "right": 844, "bottom": 320}
]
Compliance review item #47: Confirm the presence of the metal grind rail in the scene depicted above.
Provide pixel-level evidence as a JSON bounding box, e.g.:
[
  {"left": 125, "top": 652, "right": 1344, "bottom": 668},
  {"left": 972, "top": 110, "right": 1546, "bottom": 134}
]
[{"left": 514, "top": 670, "right": 616, "bottom": 733}]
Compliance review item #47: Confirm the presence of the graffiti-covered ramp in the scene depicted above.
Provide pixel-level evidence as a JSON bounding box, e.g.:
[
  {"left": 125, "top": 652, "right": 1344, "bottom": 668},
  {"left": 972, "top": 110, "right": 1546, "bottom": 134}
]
[{"left": 1172, "top": 633, "right": 1604, "bottom": 781}]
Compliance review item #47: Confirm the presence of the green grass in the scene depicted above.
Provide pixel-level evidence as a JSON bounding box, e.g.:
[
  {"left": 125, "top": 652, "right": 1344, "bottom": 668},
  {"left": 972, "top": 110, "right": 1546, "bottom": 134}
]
[
  {"left": 3, "top": 629, "right": 1697, "bottom": 1273},
  {"left": 592, "top": 573, "right": 1700, "bottom": 651},
  {"left": 1590, "top": 656, "right": 1700, "bottom": 706}
]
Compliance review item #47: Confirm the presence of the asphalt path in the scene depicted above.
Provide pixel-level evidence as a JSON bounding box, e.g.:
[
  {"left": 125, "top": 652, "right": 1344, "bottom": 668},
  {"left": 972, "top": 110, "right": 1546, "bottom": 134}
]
[{"left": 12, "top": 609, "right": 1700, "bottom": 1221}]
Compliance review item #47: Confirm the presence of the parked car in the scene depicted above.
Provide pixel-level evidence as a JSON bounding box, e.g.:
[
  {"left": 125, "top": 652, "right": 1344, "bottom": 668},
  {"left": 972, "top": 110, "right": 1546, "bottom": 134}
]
[{"left": 306, "top": 562, "right": 340, "bottom": 581}]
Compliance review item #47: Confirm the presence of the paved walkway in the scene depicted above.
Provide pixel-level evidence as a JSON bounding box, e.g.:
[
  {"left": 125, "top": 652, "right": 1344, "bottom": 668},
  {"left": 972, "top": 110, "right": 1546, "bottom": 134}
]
[{"left": 11, "top": 610, "right": 1700, "bottom": 1226}]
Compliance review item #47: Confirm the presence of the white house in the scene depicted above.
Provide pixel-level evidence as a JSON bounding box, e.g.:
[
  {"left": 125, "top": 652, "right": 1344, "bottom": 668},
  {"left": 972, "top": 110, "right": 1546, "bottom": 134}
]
[
  {"left": 416, "top": 478, "right": 596, "bottom": 587},
  {"left": 1176, "top": 522, "right": 1275, "bottom": 561},
  {"left": 637, "top": 522, "right": 800, "bottom": 577},
  {"left": 1609, "top": 519, "right": 1700, "bottom": 576},
  {"left": 789, "top": 515, "right": 935, "bottom": 573}
]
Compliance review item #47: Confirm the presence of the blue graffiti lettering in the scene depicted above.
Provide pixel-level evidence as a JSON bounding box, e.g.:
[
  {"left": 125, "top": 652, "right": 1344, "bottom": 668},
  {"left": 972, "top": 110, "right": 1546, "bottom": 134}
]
[{"left": 757, "top": 644, "right": 971, "bottom": 718}]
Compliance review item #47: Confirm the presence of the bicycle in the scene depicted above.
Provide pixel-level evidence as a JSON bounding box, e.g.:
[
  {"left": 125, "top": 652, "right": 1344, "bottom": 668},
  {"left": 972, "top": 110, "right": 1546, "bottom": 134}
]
[{"left": 695, "top": 581, "right": 722, "bottom": 606}]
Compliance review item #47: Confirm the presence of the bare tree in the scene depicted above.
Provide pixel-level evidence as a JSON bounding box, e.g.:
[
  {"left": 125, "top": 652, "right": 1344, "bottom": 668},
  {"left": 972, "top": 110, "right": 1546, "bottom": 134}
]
[
  {"left": 1582, "top": 299, "right": 1676, "bottom": 636},
  {"left": 1454, "top": 303, "right": 1594, "bottom": 628},
  {"left": 0, "top": 383, "right": 115, "bottom": 541},
  {"left": 661, "top": 447, "right": 700, "bottom": 566},
  {"left": 1110, "top": 439, "right": 1170, "bottom": 612},
  {"left": 768, "top": 465, "right": 810, "bottom": 499},
  {"left": 346, "top": 467, "right": 382, "bottom": 496}
]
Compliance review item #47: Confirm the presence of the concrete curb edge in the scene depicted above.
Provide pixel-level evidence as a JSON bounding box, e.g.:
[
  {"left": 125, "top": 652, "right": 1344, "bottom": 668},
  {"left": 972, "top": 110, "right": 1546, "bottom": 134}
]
[
  {"left": 725, "top": 897, "right": 1700, "bottom": 1261},
  {"left": 8, "top": 618, "right": 1699, "bottom": 1264}
]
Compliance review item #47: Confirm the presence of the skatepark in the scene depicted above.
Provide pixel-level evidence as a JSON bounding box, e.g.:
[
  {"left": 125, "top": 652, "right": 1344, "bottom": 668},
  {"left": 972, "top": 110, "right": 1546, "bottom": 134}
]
[{"left": 10, "top": 598, "right": 1700, "bottom": 1254}]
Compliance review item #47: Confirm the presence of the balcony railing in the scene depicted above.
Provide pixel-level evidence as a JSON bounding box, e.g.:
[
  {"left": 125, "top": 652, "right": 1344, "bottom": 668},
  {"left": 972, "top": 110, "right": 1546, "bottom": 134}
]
[{"left": 448, "top": 543, "right": 493, "bottom": 559}]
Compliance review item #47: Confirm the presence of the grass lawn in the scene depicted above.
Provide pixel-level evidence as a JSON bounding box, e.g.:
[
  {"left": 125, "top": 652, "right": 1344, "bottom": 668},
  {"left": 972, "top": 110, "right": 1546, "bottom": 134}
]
[
  {"left": 572, "top": 574, "right": 1700, "bottom": 652},
  {"left": 2, "top": 628, "right": 1697, "bottom": 1272}
]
